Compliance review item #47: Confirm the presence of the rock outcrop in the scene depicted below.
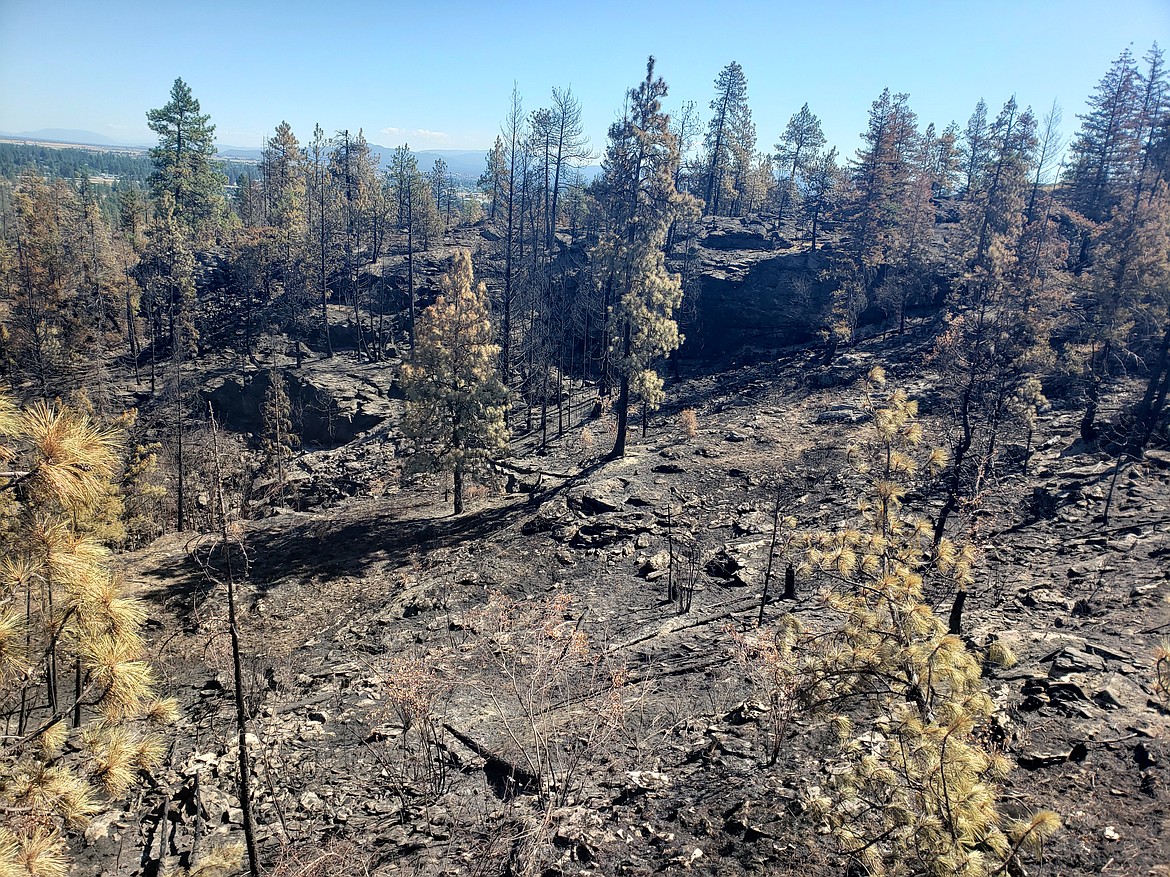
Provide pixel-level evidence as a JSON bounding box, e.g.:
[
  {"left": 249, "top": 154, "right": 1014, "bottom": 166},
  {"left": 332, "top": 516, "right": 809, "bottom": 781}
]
[{"left": 675, "top": 216, "right": 836, "bottom": 358}]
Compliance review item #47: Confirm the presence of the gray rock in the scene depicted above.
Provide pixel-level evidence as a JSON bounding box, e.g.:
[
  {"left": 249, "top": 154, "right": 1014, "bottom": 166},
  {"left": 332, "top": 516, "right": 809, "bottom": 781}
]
[
  {"left": 639, "top": 551, "right": 670, "bottom": 578},
  {"left": 568, "top": 479, "right": 628, "bottom": 515},
  {"left": 816, "top": 405, "right": 869, "bottom": 424},
  {"left": 298, "top": 791, "right": 324, "bottom": 814},
  {"left": 1048, "top": 646, "right": 1107, "bottom": 677}
]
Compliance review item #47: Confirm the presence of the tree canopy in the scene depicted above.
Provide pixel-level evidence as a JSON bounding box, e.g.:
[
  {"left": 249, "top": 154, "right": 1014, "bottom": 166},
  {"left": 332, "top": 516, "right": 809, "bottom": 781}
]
[{"left": 146, "top": 77, "right": 226, "bottom": 236}]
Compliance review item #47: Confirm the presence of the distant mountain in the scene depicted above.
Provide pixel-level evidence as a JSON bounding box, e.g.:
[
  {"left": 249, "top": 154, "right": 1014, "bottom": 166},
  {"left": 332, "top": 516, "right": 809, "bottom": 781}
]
[
  {"left": 411, "top": 149, "right": 488, "bottom": 179},
  {"left": 2, "top": 129, "right": 147, "bottom": 148},
  {"left": 215, "top": 145, "right": 263, "bottom": 160}
]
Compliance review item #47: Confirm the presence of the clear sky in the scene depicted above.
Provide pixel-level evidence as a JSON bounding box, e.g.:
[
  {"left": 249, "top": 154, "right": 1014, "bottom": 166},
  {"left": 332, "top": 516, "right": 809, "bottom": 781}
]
[{"left": 1, "top": 0, "right": 1167, "bottom": 162}]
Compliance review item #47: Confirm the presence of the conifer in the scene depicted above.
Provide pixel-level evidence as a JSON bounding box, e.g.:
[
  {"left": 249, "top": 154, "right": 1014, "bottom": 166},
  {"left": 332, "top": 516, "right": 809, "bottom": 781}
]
[
  {"left": 261, "top": 368, "right": 297, "bottom": 506},
  {"left": 592, "top": 57, "right": 700, "bottom": 458},
  {"left": 147, "top": 78, "right": 227, "bottom": 238},
  {"left": 401, "top": 250, "right": 508, "bottom": 514},
  {"left": 0, "top": 392, "right": 173, "bottom": 876},
  {"left": 789, "top": 371, "right": 1057, "bottom": 876},
  {"left": 703, "top": 62, "right": 755, "bottom": 216},
  {"left": 847, "top": 89, "right": 920, "bottom": 271},
  {"left": 774, "top": 103, "right": 826, "bottom": 222}
]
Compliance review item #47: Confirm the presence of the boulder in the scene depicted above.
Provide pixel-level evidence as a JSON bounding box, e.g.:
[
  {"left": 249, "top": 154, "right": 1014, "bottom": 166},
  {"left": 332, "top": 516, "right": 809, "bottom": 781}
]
[
  {"left": 568, "top": 478, "right": 629, "bottom": 515},
  {"left": 1048, "top": 646, "right": 1107, "bottom": 677},
  {"left": 816, "top": 405, "right": 869, "bottom": 424}
]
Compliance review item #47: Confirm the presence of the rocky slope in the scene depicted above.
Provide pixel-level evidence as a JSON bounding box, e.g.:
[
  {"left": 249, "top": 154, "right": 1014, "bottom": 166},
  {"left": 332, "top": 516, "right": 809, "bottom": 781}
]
[{"left": 69, "top": 325, "right": 1170, "bottom": 877}]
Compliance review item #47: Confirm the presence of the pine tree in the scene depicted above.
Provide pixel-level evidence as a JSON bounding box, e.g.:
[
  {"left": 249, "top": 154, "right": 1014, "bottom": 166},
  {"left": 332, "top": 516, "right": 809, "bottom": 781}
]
[
  {"left": 669, "top": 100, "right": 702, "bottom": 196},
  {"left": 226, "top": 226, "right": 278, "bottom": 354},
  {"left": 232, "top": 172, "right": 263, "bottom": 228},
  {"left": 1079, "top": 181, "right": 1170, "bottom": 445},
  {"left": 261, "top": 121, "right": 307, "bottom": 231},
  {"left": 401, "top": 250, "right": 508, "bottom": 514},
  {"left": 1133, "top": 44, "right": 1170, "bottom": 201},
  {"left": 429, "top": 157, "right": 450, "bottom": 230},
  {"left": 928, "top": 98, "right": 1051, "bottom": 542},
  {"left": 261, "top": 367, "right": 297, "bottom": 506},
  {"left": 6, "top": 172, "right": 80, "bottom": 398},
  {"left": 146, "top": 78, "right": 226, "bottom": 237},
  {"left": 478, "top": 136, "right": 508, "bottom": 221},
  {"left": 331, "top": 129, "right": 380, "bottom": 356},
  {"left": 260, "top": 122, "right": 311, "bottom": 360},
  {"left": 960, "top": 98, "right": 991, "bottom": 200},
  {"left": 545, "top": 86, "right": 591, "bottom": 250},
  {"left": 593, "top": 57, "right": 700, "bottom": 458},
  {"left": 932, "top": 121, "right": 963, "bottom": 197},
  {"left": 802, "top": 147, "right": 841, "bottom": 252},
  {"left": 774, "top": 103, "right": 826, "bottom": 222},
  {"left": 702, "top": 62, "right": 754, "bottom": 216},
  {"left": 386, "top": 145, "right": 432, "bottom": 352},
  {"left": 0, "top": 393, "right": 175, "bottom": 877},
  {"left": 1062, "top": 48, "right": 1170, "bottom": 444},
  {"left": 1064, "top": 47, "right": 1141, "bottom": 222},
  {"left": 306, "top": 124, "right": 339, "bottom": 357},
  {"left": 794, "top": 372, "right": 1059, "bottom": 876},
  {"left": 134, "top": 195, "right": 197, "bottom": 527},
  {"left": 968, "top": 97, "right": 1038, "bottom": 277},
  {"left": 75, "top": 178, "right": 125, "bottom": 409},
  {"left": 847, "top": 88, "right": 920, "bottom": 271},
  {"left": 1027, "top": 100, "right": 1065, "bottom": 222}
]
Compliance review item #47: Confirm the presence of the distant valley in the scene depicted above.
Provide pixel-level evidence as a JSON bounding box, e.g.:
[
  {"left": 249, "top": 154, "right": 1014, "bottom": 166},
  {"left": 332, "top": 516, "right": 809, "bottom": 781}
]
[{"left": 0, "top": 128, "right": 602, "bottom": 183}]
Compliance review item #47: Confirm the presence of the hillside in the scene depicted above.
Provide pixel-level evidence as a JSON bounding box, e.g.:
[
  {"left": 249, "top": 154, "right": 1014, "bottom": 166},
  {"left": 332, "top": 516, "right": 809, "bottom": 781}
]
[
  {"left": 3, "top": 46, "right": 1170, "bottom": 877},
  {"left": 0, "top": 135, "right": 602, "bottom": 187},
  {"left": 81, "top": 325, "right": 1168, "bottom": 877}
]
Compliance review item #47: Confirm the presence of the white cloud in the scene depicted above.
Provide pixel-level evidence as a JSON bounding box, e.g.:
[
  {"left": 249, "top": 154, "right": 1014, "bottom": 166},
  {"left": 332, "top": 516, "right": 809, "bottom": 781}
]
[{"left": 380, "top": 126, "right": 450, "bottom": 147}]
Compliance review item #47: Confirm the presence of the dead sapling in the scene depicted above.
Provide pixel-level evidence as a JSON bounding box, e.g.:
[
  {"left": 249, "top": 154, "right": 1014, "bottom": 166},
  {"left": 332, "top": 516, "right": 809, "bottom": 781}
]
[
  {"left": 199, "top": 405, "right": 261, "bottom": 877},
  {"left": 758, "top": 482, "right": 799, "bottom": 625},
  {"left": 673, "top": 538, "right": 700, "bottom": 614}
]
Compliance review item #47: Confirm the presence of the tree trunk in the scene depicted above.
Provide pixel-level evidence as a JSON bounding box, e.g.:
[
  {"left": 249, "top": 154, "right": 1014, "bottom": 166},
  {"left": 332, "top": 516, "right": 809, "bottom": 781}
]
[
  {"left": 209, "top": 411, "right": 260, "bottom": 877},
  {"left": 610, "top": 322, "right": 632, "bottom": 459},
  {"left": 175, "top": 346, "right": 185, "bottom": 531},
  {"left": 453, "top": 463, "right": 464, "bottom": 515},
  {"left": 1080, "top": 341, "right": 1108, "bottom": 443},
  {"left": 948, "top": 589, "right": 967, "bottom": 636},
  {"left": 407, "top": 204, "right": 416, "bottom": 353},
  {"left": 935, "top": 381, "right": 974, "bottom": 545},
  {"left": 1133, "top": 326, "right": 1170, "bottom": 450}
]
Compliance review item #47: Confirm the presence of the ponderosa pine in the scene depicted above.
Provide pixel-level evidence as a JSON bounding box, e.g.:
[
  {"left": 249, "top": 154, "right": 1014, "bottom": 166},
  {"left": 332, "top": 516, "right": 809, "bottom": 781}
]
[
  {"left": 0, "top": 393, "right": 175, "bottom": 877},
  {"left": 146, "top": 78, "right": 226, "bottom": 239},
  {"left": 798, "top": 371, "right": 1059, "bottom": 877},
  {"left": 401, "top": 250, "right": 507, "bottom": 514},
  {"left": 592, "top": 57, "right": 699, "bottom": 458}
]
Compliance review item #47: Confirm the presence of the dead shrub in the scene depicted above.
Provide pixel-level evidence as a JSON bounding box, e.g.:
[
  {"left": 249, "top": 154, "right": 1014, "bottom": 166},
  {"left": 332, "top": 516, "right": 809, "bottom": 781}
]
[{"left": 268, "top": 838, "right": 373, "bottom": 877}]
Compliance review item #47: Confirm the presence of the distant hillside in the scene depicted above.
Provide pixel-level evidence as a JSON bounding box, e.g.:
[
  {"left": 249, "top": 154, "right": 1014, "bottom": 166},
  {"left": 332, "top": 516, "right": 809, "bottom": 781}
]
[
  {"left": 3, "top": 128, "right": 144, "bottom": 147},
  {"left": 0, "top": 141, "right": 256, "bottom": 186},
  {"left": 1, "top": 131, "right": 602, "bottom": 186}
]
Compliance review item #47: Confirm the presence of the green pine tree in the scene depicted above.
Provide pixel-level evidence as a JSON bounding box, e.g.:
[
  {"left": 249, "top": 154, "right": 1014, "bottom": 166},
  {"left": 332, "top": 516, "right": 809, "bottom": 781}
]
[
  {"left": 794, "top": 370, "right": 1060, "bottom": 876},
  {"left": 147, "top": 78, "right": 227, "bottom": 239},
  {"left": 592, "top": 57, "right": 699, "bottom": 458}
]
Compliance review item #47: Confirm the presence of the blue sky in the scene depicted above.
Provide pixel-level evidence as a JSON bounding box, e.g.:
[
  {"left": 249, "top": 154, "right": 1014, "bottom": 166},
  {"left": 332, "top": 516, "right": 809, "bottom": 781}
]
[{"left": 1, "top": 0, "right": 1167, "bottom": 162}]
